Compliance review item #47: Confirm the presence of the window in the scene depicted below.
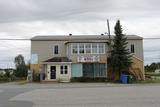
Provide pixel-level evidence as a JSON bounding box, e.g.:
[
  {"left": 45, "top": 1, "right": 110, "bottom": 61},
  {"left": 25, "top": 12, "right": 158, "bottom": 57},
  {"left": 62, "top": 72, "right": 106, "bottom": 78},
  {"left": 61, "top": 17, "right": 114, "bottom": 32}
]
[
  {"left": 79, "top": 43, "right": 85, "bottom": 54},
  {"left": 72, "top": 44, "right": 78, "bottom": 54},
  {"left": 92, "top": 43, "right": 97, "bottom": 54},
  {"left": 60, "top": 65, "right": 68, "bottom": 74},
  {"left": 99, "top": 43, "right": 105, "bottom": 54},
  {"left": 85, "top": 43, "right": 91, "bottom": 54},
  {"left": 64, "top": 66, "right": 68, "bottom": 74},
  {"left": 131, "top": 44, "right": 135, "bottom": 53},
  {"left": 60, "top": 66, "right": 63, "bottom": 74},
  {"left": 71, "top": 43, "right": 106, "bottom": 54},
  {"left": 54, "top": 45, "right": 58, "bottom": 54}
]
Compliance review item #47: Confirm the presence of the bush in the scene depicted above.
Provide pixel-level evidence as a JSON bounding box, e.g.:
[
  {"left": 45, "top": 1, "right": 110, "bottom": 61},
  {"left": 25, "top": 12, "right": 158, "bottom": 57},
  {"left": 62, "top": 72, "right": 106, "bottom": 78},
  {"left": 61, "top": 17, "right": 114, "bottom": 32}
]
[
  {"left": 71, "top": 77, "right": 106, "bottom": 82},
  {"left": 32, "top": 72, "right": 40, "bottom": 82},
  {"left": 0, "top": 74, "right": 9, "bottom": 82}
]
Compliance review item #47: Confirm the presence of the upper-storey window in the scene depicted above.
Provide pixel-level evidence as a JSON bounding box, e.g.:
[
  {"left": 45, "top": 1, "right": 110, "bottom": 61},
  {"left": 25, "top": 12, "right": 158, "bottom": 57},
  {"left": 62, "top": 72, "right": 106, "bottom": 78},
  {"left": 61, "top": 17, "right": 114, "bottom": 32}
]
[
  {"left": 85, "top": 43, "right": 91, "bottom": 54},
  {"left": 92, "top": 43, "right": 97, "bottom": 54},
  {"left": 72, "top": 43, "right": 78, "bottom": 54},
  {"left": 131, "top": 44, "right": 135, "bottom": 53},
  {"left": 79, "top": 43, "right": 85, "bottom": 54},
  {"left": 54, "top": 45, "right": 58, "bottom": 54},
  {"left": 99, "top": 43, "right": 105, "bottom": 54},
  {"left": 71, "top": 43, "right": 105, "bottom": 55}
]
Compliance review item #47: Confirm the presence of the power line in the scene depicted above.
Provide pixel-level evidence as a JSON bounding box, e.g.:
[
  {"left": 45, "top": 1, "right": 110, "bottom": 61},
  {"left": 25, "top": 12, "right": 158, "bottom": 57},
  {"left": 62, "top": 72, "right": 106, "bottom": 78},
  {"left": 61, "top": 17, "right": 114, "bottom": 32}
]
[
  {"left": 0, "top": 38, "right": 160, "bottom": 40},
  {"left": 0, "top": 39, "right": 30, "bottom": 40},
  {"left": 144, "top": 38, "right": 160, "bottom": 39}
]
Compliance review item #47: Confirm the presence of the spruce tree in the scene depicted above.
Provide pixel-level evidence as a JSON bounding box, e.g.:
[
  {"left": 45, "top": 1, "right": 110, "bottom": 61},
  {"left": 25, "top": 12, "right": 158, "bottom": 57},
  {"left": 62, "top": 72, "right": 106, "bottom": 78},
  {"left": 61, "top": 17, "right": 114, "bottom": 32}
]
[{"left": 110, "top": 20, "right": 132, "bottom": 80}]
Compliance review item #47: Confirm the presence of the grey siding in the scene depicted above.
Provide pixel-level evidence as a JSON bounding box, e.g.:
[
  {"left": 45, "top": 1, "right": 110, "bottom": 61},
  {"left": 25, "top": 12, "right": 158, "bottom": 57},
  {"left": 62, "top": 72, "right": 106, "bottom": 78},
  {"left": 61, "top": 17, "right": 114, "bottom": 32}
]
[
  {"left": 127, "top": 39, "right": 144, "bottom": 60},
  {"left": 31, "top": 41, "right": 67, "bottom": 63}
]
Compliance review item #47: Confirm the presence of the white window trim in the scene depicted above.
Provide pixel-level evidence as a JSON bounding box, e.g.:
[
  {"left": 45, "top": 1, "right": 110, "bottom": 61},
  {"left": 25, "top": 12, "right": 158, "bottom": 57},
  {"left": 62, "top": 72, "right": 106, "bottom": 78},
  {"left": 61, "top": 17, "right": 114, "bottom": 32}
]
[
  {"left": 85, "top": 43, "right": 91, "bottom": 54},
  {"left": 98, "top": 43, "right": 106, "bottom": 54},
  {"left": 91, "top": 43, "right": 93, "bottom": 54},
  {"left": 60, "top": 65, "right": 68, "bottom": 75},
  {"left": 130, "top": 43, "right": 136, "bottom": 54},
  {"left": 53, "top": 45, "right": 59, "bottom": 55},
  {"left": 97, "top": 43, "right": 99, "bottom": 54},
  {"left": 71, "top": 43, "right": 106, "bottom": 55}
]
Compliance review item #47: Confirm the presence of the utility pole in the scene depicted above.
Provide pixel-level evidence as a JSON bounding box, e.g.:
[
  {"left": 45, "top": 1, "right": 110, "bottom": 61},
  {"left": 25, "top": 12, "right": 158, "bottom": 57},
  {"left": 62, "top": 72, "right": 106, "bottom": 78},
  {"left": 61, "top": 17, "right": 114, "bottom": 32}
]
[
  {"left": 107, "top": 19, "right": 111, "bottom": 56},
  {"left": 106, "top": 19, "right": 112, "bottom": 80}
]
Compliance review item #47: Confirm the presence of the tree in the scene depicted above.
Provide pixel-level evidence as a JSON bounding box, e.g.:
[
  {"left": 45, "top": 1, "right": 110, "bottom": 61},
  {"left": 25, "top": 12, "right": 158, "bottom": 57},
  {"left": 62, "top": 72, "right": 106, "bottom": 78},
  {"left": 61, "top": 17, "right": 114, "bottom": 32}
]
[
  {"left": 110, "top": 20, "right": 132, "bottom": 80},
  {"left": 145, "top": 62, "right": 160, "bottom": 72},
  {"left": 14, "top": 54, "right": 28, "bottom": 78}
]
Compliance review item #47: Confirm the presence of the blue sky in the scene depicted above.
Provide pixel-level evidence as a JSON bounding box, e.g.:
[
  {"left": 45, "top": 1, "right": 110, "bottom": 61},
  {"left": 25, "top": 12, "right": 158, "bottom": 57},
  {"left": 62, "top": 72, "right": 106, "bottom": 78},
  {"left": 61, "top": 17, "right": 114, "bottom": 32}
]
[{"left": 0, "top": 0, "right": 160, "bottom": 68}]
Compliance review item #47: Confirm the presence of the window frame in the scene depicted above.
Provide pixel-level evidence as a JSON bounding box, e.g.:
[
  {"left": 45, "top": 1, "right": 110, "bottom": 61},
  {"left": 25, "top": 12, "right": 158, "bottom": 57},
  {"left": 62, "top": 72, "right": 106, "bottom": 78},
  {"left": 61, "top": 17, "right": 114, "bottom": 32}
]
[
  {"left": 131, "top": 44, "right": 135, "bottom": 53},
  {"left": 60, "top": 65, "right": 68, "bottom": 74},
  {"left": 79, "top": 43, "right": 85, "bottom": 54},
  {"left": 92, "top": 43, "right": 98, "bottom": 54},
  {"left": 54, "top": 45, "right": 59, "bottom": 54},
  {"left": 72, "top": 43, "right": 78, "bottom": 54},
  {"left": 85, "top": 43, "right": 91, "bottom": 54},
  {"left": 99, "top": 43, "right": 105, "bottom": 54}
]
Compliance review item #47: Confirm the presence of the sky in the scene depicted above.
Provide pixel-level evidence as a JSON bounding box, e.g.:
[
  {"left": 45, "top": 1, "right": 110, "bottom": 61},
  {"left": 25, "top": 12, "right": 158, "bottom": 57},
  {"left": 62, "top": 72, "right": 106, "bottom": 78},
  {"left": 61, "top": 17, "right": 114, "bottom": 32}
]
[{"left": 0, "top": 0, "right": 160, "bottom": 68}]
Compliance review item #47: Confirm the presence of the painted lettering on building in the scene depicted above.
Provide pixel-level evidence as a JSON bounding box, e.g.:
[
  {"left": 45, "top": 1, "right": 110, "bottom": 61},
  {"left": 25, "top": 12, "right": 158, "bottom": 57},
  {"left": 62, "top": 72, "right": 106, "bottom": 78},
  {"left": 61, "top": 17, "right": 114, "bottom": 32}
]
[{"left": 78, "top": 56, "right": 99, "bottom": 62}]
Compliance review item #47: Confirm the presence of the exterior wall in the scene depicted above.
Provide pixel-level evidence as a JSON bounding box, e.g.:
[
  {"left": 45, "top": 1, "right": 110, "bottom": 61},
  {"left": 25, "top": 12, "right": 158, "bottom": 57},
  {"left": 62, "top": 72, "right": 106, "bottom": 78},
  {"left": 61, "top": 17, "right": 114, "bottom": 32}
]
[
  {"left": 31, "top": 41, "right": 67, "bottom": 63},
  {"left": 30, "top": 64, "right": 39, "bottom": 72},
  {"left": 127, "top": 39, "right": 143, "bottom": 60},
  {"left": 130, "top": 56, "right": 145, "bottom": 80},
  {"left": 71, "top": 64, "right": 83, "bottom": 77}
]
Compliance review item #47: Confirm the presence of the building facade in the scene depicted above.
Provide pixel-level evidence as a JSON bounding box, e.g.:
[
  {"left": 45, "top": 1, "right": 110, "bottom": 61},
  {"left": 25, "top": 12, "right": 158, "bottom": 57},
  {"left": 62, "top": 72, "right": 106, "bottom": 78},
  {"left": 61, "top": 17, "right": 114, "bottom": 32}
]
[{"left": 31, "top": 35, "right": 145, "bottom": 82}]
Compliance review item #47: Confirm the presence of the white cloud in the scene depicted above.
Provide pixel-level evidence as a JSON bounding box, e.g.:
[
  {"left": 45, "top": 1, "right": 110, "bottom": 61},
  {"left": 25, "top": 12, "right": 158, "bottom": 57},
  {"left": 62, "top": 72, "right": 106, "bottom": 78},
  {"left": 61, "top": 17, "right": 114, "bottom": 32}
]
[{"left": 0, "top": 0, "right": 160, "bottom": 68}]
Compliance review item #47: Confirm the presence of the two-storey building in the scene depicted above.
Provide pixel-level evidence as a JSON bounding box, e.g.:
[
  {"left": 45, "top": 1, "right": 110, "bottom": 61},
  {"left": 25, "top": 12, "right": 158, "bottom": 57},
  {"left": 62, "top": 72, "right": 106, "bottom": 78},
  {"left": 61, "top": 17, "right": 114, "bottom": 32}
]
[{"left": 31, "top": 35, "right": 145, "bottom": 82}]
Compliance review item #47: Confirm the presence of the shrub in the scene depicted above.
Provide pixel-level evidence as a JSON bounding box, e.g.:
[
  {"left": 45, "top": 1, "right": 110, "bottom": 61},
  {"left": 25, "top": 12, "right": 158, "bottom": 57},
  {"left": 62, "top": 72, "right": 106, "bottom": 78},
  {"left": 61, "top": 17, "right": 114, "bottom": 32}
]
[
  {"left": 32, "top": 72, "right": 40, "bottom": 82},
  {"left": 71, "top": 77, "right": 106, "bottom": 82},
  {"left": 0, "top": 74, "right": 9, "bottom": 82}
]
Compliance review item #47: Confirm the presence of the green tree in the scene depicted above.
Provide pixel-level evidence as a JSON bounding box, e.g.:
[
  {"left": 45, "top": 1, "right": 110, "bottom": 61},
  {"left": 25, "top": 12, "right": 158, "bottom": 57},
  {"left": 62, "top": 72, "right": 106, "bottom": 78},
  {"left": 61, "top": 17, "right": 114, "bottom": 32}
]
[
  {"left": 110, "top": 20, "right": 132, "bottom": 80},
  {"left": 145, "top": 62, "right": 160, "bottom": 72},
  {"left": 14, "top": 54, "right": 28, "bottom": 78}
]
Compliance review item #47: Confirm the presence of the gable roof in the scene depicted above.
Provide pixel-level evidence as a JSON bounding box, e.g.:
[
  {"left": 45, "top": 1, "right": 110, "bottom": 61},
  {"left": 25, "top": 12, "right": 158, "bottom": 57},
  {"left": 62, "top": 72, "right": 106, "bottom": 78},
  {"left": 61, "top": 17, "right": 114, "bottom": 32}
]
[{"left": 31, "top": 35, "right": 143, "bottom": 41}]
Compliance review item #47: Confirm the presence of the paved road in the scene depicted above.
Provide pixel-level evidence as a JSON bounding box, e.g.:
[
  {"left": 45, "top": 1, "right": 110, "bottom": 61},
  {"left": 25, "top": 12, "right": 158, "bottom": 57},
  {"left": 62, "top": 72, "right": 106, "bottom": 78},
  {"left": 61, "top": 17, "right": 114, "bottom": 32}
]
[{"left": 1, "top": 83, "right": 160, "bottom": 107}]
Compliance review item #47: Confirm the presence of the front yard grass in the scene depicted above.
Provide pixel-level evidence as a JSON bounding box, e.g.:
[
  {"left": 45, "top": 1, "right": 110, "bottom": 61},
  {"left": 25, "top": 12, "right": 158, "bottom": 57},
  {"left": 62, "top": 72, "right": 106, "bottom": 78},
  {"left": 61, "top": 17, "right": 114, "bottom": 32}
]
[{"left": 16, "top": 80, "right": 28, "bottom": 85}]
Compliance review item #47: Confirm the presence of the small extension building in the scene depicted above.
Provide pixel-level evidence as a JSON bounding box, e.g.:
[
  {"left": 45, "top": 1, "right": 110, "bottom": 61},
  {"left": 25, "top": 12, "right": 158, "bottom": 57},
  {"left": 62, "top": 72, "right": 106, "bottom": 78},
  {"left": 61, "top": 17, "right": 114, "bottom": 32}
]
[{"left": 31, "top": 35, "right": 145, "bottom": 82}]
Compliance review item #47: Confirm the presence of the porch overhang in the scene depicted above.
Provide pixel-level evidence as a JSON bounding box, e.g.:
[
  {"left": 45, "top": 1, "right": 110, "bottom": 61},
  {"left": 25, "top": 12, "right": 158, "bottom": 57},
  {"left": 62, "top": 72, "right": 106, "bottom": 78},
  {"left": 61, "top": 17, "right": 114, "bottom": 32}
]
[{"left": 42, "top": 57, "right": 72, "bottom": 64}]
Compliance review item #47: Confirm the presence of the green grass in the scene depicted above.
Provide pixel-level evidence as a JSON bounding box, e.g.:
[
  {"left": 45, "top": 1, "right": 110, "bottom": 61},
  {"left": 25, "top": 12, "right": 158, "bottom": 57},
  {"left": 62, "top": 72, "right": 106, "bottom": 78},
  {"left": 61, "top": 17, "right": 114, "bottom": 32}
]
[
  {"left": 16, "top": 80, "right": 28, "bottom": 85},
  {"left": 135, "top": 79, "right": 160, "bottom": 84},
  {"left": 145, "top": 72, "right": 160, "bottom": 76}
]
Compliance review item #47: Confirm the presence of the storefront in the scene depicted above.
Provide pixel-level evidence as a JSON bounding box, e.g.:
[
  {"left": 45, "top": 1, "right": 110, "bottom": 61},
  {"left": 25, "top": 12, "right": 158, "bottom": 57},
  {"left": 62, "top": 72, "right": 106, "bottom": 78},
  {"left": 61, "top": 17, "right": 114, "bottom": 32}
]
[{"left": 71, "top": 55, "right": 106, "bottom": 78}]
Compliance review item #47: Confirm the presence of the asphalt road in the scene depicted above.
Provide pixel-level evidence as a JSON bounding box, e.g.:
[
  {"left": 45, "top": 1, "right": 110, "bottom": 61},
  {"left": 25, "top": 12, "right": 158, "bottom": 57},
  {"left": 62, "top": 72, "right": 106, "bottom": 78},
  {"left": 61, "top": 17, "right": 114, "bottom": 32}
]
[{"left": 1, "top": 83, "right": 160, "bottom": 107}]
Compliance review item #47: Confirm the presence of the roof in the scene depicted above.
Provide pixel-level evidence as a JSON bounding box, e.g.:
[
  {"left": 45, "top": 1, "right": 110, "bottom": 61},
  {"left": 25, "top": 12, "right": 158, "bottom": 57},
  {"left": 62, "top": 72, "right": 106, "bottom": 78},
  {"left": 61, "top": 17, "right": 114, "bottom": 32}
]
[
  {"left": 44, "top": 57, "right": 72, "bottom": 62},
  {"left": 31, "top": 35, "right": 143, "bottom": 41}
]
